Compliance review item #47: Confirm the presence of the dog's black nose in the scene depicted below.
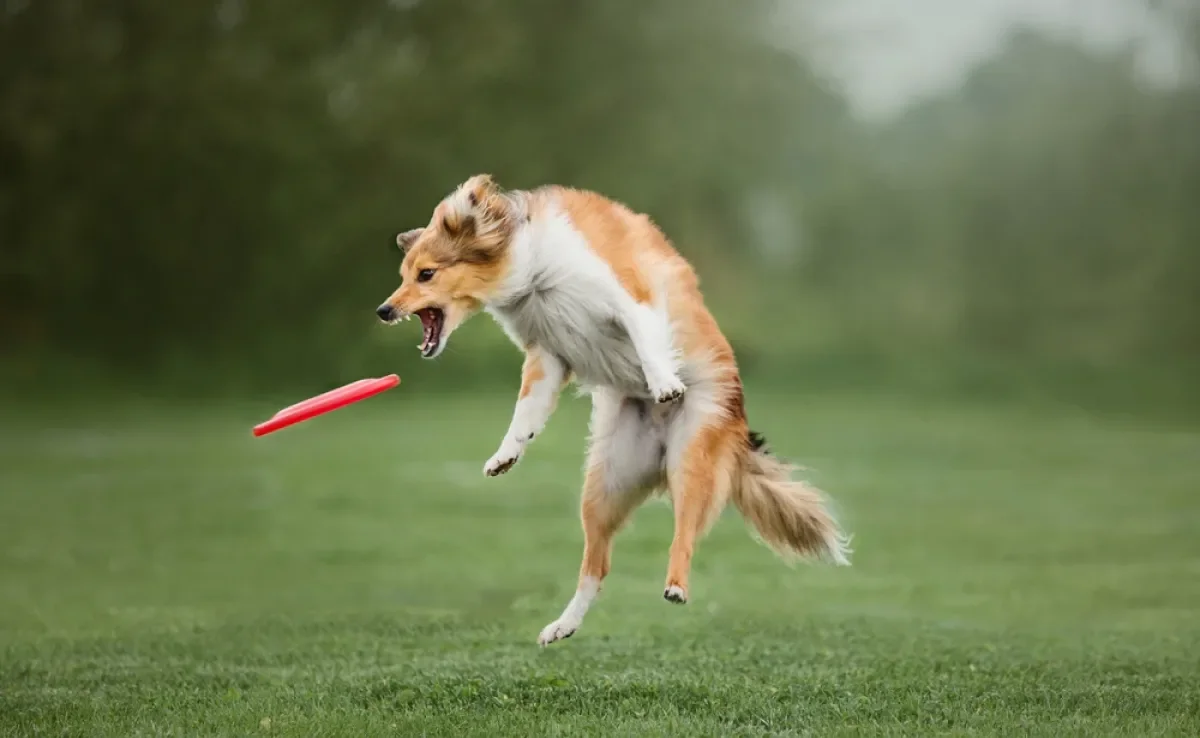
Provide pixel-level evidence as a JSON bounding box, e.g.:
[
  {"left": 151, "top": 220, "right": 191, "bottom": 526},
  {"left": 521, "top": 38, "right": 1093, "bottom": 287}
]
[{"left": 376, "top": 304, "right": 396, "bottom": 321}]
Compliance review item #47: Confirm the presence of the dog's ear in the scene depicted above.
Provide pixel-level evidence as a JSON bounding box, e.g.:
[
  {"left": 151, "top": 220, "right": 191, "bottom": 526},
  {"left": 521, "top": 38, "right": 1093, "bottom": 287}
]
[
  {"left": 462, "top": 174, "right": 498, "bottom": 209},
  {"left": 442, "top": 174, "right": 508, "bottom": 238},
  {"left": 395, "top": 228, "right": 423, "bottom": 253}
]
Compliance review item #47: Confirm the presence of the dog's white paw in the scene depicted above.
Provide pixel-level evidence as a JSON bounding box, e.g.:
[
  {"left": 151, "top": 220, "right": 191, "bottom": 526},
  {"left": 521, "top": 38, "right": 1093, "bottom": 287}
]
[
  {"left": 663, "top": 584, "right": 688, "bottom": 604},
  {"left": 649, "top": 374, "right": 686, "bottom": 404},
  {"left": 484, "top": 440, "right": 524, "bottom": 477},
  {"left": 537, "top": 618, "right": 579, "bottom": 646}
]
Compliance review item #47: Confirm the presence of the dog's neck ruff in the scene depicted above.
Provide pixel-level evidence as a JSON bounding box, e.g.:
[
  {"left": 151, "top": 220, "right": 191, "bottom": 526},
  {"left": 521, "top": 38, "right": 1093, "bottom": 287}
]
[{"left": 484, "top": 192, "right": 551, "bottom": 312}]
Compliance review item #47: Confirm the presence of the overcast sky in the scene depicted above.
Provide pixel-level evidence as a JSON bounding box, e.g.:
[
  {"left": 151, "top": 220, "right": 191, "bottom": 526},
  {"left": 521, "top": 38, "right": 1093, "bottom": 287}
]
[{"left": 788, "top": 0, "right": 1188, "bottom": 118}]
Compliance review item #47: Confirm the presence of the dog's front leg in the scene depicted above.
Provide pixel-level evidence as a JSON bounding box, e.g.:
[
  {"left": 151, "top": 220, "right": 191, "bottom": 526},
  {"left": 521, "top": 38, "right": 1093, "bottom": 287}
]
[
  {"left": 484, "top": 348, "right": 568, "bottom": 477},
  {"left": 620, "top": 301, "right": 686, "bottom": 404}
]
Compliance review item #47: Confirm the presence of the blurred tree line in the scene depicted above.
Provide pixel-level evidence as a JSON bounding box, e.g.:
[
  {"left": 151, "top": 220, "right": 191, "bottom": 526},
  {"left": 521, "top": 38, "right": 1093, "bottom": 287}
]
[{"left": 1, "top": 0, "right": 1197, "bottom": 399}]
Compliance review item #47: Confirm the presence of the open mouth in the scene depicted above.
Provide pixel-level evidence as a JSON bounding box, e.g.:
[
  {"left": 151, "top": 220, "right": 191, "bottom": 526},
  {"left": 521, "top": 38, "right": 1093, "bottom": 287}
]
[{"left": 416, "top": 307, "right": 445, "bottom": 358}]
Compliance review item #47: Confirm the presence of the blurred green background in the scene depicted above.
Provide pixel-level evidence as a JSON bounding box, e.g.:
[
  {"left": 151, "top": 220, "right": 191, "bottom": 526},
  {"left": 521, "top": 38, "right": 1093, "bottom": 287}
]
[
  {"left": 3, "top": 0, "right": 1198, "bottom": 410},
  {"left": 3, "top": 2, "right": 1200, "bottom": 735}
]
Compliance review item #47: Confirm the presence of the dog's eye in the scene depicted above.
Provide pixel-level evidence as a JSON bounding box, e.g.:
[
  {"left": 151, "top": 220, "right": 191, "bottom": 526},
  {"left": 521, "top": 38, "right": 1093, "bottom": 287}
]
[{"left": 417, "top": 268, "right": 435, "bottom": 283}]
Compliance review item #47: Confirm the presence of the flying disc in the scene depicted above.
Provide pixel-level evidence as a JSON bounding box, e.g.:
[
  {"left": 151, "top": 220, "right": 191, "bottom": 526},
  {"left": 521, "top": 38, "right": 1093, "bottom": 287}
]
[{"left": 252, "top": 374, "right": 400, "bottom": 437}]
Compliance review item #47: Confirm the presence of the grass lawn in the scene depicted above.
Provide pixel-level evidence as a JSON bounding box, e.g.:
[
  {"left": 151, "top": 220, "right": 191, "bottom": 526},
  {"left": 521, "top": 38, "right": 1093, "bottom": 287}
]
[{"left": 1, "top": 387, "right": 1198, "bottom": 736}]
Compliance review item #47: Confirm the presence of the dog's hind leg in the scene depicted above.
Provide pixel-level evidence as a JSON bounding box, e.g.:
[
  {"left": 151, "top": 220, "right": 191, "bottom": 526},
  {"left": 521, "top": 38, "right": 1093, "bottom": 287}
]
[
  {"left": 661, "top": 413, "right": 740, "bottom": 605},
  {"left": 535, "top": 467, "right": 644, "bottom": 646},
  {"left": 537, "top": 391, "right": 661, "bottom": 646}
]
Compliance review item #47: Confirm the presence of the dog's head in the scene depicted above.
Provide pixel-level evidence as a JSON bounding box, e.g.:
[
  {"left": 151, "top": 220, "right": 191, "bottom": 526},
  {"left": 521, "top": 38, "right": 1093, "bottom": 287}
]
[{"left": 376, "top": 174, "right": 518, "bottom": 358}]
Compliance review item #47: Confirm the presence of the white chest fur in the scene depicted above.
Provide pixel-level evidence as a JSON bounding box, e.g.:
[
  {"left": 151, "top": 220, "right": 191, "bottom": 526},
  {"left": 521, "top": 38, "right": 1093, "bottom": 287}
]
[{"left": 484, "top": 208, "right": 658, "bottom": 398}]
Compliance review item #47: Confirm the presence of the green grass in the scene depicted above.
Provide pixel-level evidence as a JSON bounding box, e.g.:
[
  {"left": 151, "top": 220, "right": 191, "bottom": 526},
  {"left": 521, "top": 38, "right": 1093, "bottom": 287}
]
[{"left": 1, "top": 387, "right": 1198, "bottom": 736}]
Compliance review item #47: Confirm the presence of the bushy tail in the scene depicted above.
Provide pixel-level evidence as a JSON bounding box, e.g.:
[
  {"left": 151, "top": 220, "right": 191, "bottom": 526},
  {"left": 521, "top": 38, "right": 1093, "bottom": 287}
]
[{"left": 731, "top": 437, "right": 851, "bottom": 566}]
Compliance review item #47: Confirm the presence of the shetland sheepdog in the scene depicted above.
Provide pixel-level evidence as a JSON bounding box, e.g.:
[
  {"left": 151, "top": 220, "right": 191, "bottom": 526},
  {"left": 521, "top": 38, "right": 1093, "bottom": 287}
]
[{"left": 376, "top": 174, "right": 850, "bottom": 645}]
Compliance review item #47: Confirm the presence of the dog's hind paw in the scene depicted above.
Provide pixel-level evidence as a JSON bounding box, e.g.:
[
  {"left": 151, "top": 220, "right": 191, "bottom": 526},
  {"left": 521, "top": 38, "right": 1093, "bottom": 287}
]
[
  {"left": 537, "top": 619, "right": 579, "bottom": 646},
  {"left": 663, "top": 584, "right": 688, "bottom": 604}
]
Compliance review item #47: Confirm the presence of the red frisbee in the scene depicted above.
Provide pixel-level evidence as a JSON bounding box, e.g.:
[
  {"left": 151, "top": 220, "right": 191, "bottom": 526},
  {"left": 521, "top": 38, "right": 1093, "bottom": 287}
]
[{"left": 253, "top": 374, "right": 400, "bottom": 437}]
